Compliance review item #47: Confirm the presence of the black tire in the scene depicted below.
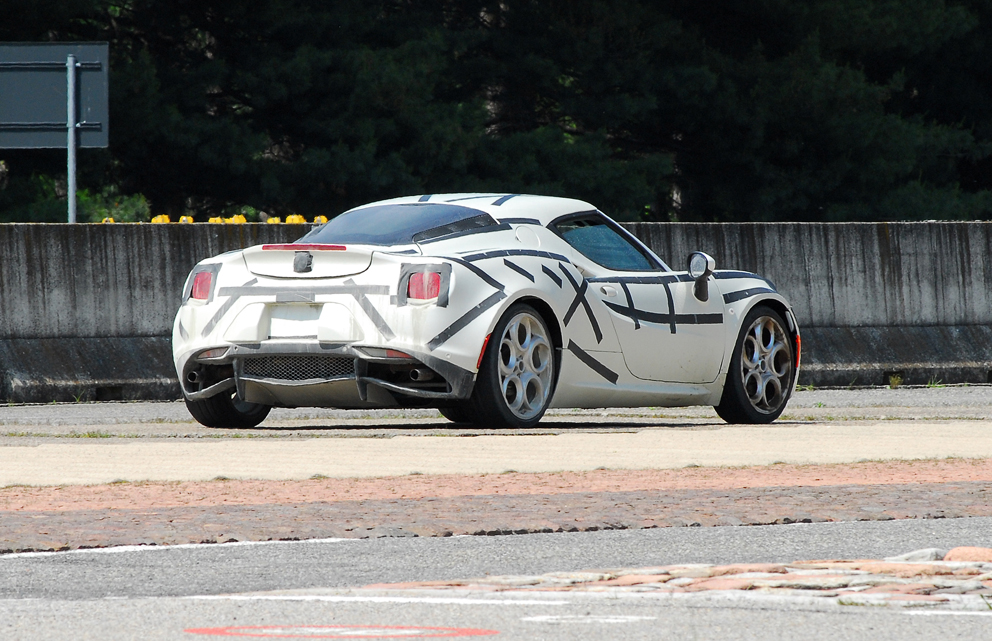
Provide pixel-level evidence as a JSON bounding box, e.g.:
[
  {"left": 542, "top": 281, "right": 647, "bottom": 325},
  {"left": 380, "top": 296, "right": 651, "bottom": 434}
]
[
  {"left": 459, "top": 303, "right": 557, "bottom": 429},
  {"left": 185, "top": 391, "right": 271, "bottom": 428},
  {"left": 437, "top": 405, "right": 474, "bottom": 424},
  {"left": 715, "top": 305, "right": 795, "bottom": 424}
]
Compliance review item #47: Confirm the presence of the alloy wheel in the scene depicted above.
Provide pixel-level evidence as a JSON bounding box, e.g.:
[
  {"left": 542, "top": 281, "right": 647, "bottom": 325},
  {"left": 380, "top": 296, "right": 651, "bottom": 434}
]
[
  {"left": 496, "top": 311, "right": 554, "bottom": 420},
  {"left": 740, "top": 315, "right": 793, "bottom": 414}
]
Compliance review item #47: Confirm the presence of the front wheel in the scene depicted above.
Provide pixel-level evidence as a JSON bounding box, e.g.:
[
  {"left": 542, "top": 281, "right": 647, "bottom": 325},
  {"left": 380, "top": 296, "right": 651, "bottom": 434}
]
[
  {"left": 185, "top": 391, "right": 271, "bottom": 428},
  {"left": 715, "top": 305, "right": 795, "bottom": 424},
  {"left": 456, "top": 303, "right": 557, "bottom": 428}
]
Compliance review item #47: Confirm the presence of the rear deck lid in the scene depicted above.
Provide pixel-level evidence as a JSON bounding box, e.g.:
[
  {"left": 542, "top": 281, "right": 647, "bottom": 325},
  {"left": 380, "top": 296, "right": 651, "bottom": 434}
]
[{"left": 241, "top": 243, "right": 373, "bottom": 279}]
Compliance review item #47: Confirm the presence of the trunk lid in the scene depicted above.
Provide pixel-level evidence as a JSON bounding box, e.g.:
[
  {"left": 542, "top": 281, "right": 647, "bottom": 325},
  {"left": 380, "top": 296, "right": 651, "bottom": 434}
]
[{"left": 241, "top": 243, "right": 373, "bottom": 279}]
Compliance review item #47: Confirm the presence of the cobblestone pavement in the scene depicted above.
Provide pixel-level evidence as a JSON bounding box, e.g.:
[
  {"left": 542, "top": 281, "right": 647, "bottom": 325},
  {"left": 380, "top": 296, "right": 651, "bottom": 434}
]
[
  {"left": 361, "top": 547, "right": 992, "bottom": 611},
  {"left": 3, "top": 463, "right": 991, "bottom": 553}
]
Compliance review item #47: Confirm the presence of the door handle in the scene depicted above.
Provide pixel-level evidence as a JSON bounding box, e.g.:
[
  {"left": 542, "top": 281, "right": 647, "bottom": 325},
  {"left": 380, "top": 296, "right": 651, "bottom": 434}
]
[{"left": 600, "top": 285, "right": 618, "bottom": 297}]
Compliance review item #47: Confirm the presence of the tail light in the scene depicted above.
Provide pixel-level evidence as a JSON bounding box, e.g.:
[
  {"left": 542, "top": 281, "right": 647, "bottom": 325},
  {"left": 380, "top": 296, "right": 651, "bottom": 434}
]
[
  {"left": 408, "top": 272, "right": 441, "bottom": 300},
  {"left": 191, "top": 271, "right": 213, "bottom": 300}
]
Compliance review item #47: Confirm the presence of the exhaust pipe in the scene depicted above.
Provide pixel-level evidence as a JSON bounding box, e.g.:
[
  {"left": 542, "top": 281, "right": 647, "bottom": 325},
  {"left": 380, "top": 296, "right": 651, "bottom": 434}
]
[
  {"left": 409, "top": 368, "right": 434, "bottom": 382},
  {"left": 187, "top": 371, "right": 201, "bottom": 384}
]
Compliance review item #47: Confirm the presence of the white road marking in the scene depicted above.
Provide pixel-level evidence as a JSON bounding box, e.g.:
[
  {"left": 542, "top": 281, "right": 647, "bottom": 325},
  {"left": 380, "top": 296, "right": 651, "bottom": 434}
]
[
  {"left": 0, "top": 537, "right": 357, "bottom": 560},
  {"left": 522, "top": 615, "right": 657, "bottom": 623},
  {"left": 188, "top": 595, "right": 568, "bottom": 606},
  {"left": 185, "top": 624, "right": 500, "bottom": 638},
  {"left": 906, "top": 611, "right": 992, "bottom": 617}
]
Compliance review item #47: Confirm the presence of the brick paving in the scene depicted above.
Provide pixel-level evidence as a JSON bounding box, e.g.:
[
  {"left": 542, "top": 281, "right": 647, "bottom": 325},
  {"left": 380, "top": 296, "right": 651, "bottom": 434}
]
[
  {"left": 362, "top": 548, "right": 992, "bottom": 609},
  {"left": 3, "top": 477, "right": 992, "bottom": 553}
]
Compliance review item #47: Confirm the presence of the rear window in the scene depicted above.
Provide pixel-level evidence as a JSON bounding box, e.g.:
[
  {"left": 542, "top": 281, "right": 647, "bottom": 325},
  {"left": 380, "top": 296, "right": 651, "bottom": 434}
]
[{"left": 298, "top": 203, "right": 499, "bottom": 246}]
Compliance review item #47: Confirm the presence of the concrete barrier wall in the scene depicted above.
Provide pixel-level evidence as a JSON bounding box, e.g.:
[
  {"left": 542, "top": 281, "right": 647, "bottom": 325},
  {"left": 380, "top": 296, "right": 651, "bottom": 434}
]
[
  {"left": 624, "top": 221, "right": 992, "bottom": 387},
  {"left": 0, "top": 223, "right": 305, "bottom": 339},
  {"left": 624, "top": 222, "right": 992, "bottom": 327},
  {"left": 0, "top": 224, "right": 304, "bottom": 402},
  {"left": 0, "top": 221, "right": 989, "bottom": 402}
]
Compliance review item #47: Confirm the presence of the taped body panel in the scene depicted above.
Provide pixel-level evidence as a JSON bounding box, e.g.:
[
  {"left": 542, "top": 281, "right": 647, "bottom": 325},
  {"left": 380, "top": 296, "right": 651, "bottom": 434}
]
[
  {"left": 461, "top": 249, "right": 569, "bottom": 263},
  {"left": 503, "top": 259, "right": 535, "bottom": 282},
  {"left": 723, "top": 287, "right": 776, "bottom": 304},
  {"left": 604, "top": 301, "right": 723, "bottom": 326},
  {"left": 559, "top": 263, "right": 603, "bottom": 344},
  {"left": 428, "top": 291, "right": 507, "bottom": 350},
  {"left": 567, "top": 340, "right": 619, "bottom": 384}
]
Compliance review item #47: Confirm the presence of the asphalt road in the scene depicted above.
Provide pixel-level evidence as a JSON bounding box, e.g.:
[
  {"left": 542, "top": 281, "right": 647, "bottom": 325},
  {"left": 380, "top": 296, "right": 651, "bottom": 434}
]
[
  {"left": 2, "top": 518, "right": 992, "bottom": 640},
  {"left": 2, "top": 385, "right": 991, "bottom": 435},
  {"left": 3, "top": 387, "right": 992, "bottom": 639}
]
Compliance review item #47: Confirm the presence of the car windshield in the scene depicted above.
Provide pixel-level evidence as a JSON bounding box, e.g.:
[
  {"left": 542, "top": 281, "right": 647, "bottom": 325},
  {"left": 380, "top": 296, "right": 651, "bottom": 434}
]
[{"left": 298, "top": 203, "right": 499, "bottom": 246}]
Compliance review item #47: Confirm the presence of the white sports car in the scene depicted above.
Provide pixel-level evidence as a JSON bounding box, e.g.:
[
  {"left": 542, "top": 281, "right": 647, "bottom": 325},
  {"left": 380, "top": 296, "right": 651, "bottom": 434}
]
[{"left": 173, "top": 194, "right": 800, "bottom": 428}]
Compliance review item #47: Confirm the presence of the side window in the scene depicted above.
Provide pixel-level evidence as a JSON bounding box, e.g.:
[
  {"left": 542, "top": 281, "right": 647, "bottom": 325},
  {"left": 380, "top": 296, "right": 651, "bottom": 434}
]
[{"left": 553, "top": 215, "right": 656, "bottom": 271}]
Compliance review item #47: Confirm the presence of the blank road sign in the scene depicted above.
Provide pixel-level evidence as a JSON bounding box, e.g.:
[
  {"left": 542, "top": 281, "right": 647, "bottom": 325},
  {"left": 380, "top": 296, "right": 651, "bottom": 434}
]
[{"left": 0, "top": 42, "right": 109, "bottom": 149}]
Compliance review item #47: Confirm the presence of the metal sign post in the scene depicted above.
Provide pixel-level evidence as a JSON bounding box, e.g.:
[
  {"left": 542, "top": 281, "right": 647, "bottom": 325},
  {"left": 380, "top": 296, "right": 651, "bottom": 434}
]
[
  {"left": 0, "top": 43, "right": 109, "bottom": 223},
  {"left": 67, "top": 54, "right": 77, "bottom": 223}
]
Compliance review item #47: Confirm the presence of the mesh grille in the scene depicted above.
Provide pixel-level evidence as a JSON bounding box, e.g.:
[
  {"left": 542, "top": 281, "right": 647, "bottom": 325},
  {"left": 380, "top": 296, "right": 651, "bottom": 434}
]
[{"left": 242, "top": 356, "right": 354, "bottom": 381}]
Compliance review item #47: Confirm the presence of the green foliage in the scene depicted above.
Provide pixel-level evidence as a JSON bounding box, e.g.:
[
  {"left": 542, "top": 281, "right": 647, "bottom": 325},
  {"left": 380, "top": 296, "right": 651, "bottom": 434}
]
[
  {"left": 220, "top": 205, "right": 261, "bottom": 222},
  {"left": 624, "top": 0, "right": 992, "bottom": 221},
  {"left": 0, "top": 174, "right": 152, "bottom": 223},
  {"left": 0, "top": 174, "right": 67, "bottom": 223},
  {"left": 78, "top": 186, "right": 151, "bottom": 222},
  {"left": 2, "top": 0, "right": 992, "bottom": 222}
]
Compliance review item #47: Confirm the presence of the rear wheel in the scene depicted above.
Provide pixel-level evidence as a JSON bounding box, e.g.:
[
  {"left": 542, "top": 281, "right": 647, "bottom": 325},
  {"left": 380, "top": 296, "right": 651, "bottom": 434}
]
[
  {"left": 456, "top": 304, "right": 557, "bottom": 428},
  {"left": 437, "top": 405, "right": 473, "bottom": 424},
  {"left": 715, "top": 305, "right": 795, "bottom": 424},
  {"left": 185, "top": 391, "right": 271, "bottom": 428}
]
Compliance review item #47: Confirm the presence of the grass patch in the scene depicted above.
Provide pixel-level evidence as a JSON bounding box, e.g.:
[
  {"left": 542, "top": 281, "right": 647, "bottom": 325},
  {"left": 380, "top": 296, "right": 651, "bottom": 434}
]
[
  {"left": 926, "top": 375, "right": 945, "bottom": 388},
  {"left": 837, "top": 598, "right": 885, "bottom": 607},
  {"left": 2, "top": 431, "right": 142, "bottom": 439}
]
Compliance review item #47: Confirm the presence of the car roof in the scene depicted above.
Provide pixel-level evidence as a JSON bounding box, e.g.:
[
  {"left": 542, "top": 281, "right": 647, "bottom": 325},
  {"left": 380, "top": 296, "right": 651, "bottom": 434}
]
[{"left": 346, "top": 194, "right": 598, "bottom": 227}]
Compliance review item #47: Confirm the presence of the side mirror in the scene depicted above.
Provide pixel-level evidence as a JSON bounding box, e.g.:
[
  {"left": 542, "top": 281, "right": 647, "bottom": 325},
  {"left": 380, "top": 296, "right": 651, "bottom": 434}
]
[{"left": 687, "top": 251, "right": 716, "bottom": 302}]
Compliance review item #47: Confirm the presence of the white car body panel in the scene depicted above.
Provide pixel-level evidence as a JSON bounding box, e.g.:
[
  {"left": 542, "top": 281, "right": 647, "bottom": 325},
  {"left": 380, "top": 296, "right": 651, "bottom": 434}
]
[{"left": 173, "top": 194, "right": 800, "bottom": 414}]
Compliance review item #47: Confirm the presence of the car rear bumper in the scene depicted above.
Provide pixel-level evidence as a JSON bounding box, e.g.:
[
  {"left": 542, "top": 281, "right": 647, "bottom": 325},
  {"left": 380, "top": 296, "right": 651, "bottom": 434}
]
[{"left": 180, "top": 341, "right": 475, "bottom": 408}]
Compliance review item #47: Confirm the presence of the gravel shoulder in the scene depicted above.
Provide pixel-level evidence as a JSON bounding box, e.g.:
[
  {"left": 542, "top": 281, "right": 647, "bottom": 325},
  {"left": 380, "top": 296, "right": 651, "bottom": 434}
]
[{"left": 1, "top": 386, "right": 991, "bottom": 441}]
